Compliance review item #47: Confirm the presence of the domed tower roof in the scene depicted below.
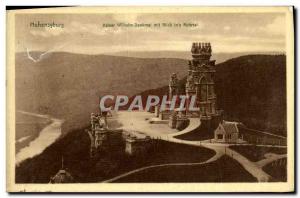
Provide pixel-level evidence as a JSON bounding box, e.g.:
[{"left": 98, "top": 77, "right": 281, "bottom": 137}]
[
  {"left": 49, "top": 157, "right": 74, "bottom": 183},
  {"left": 50, "top": 169, "right": 74, "bottom": 183}
]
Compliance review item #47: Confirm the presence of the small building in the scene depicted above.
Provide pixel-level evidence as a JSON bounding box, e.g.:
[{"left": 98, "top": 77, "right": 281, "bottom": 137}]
[
  {"left": 124, "top": 131, "right": 151, "bottom": 155},
  {"left": 49, "top": 157, "right": 74, "bottom": 183},
  {"left": 214, "top": 120, "right": 239, "bottom": 143},
  {"left": 50, "top": 169, "right": 74, "bottom": 184}
]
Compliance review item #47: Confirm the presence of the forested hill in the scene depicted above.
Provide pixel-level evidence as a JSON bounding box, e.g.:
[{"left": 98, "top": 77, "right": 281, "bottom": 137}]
[
  {"left": 215, "top": 54, "right": 286, "bottom": 136},
  {"left": 16, "top": 51, "right": 286, "bottom": 136},
  {"left": 15, "top": 52, "right": 187, "bottom": 133},
  {"left": 132, "top": 54, "right": 287, "bottom": 136}
]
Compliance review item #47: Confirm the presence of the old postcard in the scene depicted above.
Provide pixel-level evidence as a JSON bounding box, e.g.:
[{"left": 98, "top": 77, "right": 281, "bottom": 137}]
[{"left": 6, "top": 6, "right": 294, "bottom": 192}]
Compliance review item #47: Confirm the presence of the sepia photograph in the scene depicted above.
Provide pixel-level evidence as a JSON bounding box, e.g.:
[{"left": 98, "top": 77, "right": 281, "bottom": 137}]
[{"left": 6, "top": 6, "right": 294, "bottom": 192}]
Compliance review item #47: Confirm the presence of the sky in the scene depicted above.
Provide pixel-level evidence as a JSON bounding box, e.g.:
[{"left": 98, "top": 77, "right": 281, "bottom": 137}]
[{"left": 15, "top": 12, "right": 286, "bottom": 54}]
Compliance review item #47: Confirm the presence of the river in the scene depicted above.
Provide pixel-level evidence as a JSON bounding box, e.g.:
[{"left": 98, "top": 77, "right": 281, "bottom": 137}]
[{"left": 15, "top": 111, "right": 64, "bottom": 165}]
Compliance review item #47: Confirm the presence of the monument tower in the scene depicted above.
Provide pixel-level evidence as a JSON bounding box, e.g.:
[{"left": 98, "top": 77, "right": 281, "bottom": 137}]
[{"left": 186, "top": 42, "right": 218, "bottom": 120}]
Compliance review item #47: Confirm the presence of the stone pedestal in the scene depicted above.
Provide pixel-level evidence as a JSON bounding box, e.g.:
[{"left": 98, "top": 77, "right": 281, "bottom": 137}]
[
  {"left": 94, "top": 129, "right": 109, "bottom": 148},
  {"left": 155, "top": 105, "right": 160, "bottom": 117},
  {"left": 160, "top": 110, "right": 171, "bottom": 120},
  {"left": 176, "top": 117, "right": 189, "bottom": 130},
  {"left": 169, "top": 113, "right": 177, "bottom": 128}
]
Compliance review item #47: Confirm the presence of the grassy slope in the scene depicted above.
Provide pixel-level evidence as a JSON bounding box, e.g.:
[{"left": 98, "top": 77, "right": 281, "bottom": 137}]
[{"left": 114, "top": 155, "right": 257, "bottom": 183}]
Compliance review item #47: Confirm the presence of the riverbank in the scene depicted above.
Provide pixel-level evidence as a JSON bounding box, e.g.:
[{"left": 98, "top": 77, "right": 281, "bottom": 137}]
[{"left": 16, "top": 111, "right": 64, "bottom": 165}]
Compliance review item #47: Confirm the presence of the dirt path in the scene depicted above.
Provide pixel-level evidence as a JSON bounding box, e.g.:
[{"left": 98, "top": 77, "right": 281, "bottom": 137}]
[
  {"left": 164, "top": 135, "right": 270, "bottom": 182},
  {"left": 110, "top": 111, "right": 284, "bottom": 182},
  {"left": 221, "top": 147, "right": 271, "bottom": 182},
  {"left": 256, "top": 153, "right": 287, "bottom": 168},
  {"left": 103, "top": 112, "right": 223, "bottom": 183}
]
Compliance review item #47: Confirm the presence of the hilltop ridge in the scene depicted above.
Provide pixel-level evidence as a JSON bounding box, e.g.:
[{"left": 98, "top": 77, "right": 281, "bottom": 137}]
[{"left": 16, "top": 52, "right": 286, "bottom": 136}]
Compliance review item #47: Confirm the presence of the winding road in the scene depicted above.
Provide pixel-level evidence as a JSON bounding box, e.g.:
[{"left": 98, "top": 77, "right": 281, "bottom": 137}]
[
  {"left": 103, "top": 111, "right": 286, "bottom": 182},
  {"left": 103, "top": 152, "right": 221, "bottom": 183}
]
